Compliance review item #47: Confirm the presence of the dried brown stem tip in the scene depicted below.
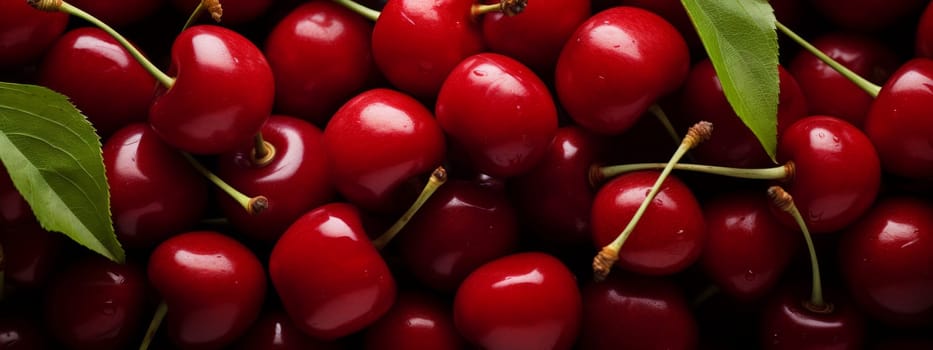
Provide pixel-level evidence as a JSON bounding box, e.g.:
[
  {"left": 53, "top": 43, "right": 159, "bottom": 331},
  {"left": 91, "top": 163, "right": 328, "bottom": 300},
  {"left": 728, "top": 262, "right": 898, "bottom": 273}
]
[
  {"left": 802, "top": 300, "right": 835, "bottom": 314},
  {"left": 27, "top": 0, "right": 62, "bottom": 11},
  {"left": 431, "top": 166, "right": 448, "bottom": 182},
  {"left": 684, "top": 121, "right": 714, "bottom": 148},
  {"left": 204, "top": 0, "right": 223, "bottom": 22},
  {"left": 248, "top": 196, "right": 269, "bottom": 215},
  {"left": 500, "top": 0, "right": 528, "bottom": 16},
  {"left": 767, "top": 186, "right": 795, "bottom": 213},
  {"left": 592, "top": 247, "right": 619, "bottom": 282}
]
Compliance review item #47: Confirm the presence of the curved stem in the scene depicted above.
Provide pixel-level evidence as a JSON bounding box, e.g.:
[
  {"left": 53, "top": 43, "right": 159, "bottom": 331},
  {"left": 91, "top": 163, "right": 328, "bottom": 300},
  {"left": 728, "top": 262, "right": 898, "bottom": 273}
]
[
  {"left": 251, "top": 133, "right": 275, "bottom": 167},
  {"left": 592, "top": 162, "right": 793, "bottom": 186},
  {"left": 138, "top": 301, "right": 168, "bottom": 350},
  {"left": 648, "top": 104, "right": 683, "bottom": 147},
  {"left": 371, "top": 167, "right": 448, "bottom": 250},
  {"left": 329, "top": 0, "right": 380, "bottom": 21},
  {"left": 768, "top": 186, "right": 824, "bottom": 309},
  {"left": 181, "top": 1, "right": 205, "bottom": 31},
  {"left": 775, "top": 21, "right": 880, "bottom": 98},
  {"left": 181, "top": 152, "right": 269, "bottom": 215}
]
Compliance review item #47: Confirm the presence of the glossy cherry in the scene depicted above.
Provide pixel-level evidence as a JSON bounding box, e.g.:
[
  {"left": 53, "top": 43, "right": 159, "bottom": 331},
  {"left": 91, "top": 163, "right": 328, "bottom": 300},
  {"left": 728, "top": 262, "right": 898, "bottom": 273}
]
[
  {"left": 579, "top": 273, "right": 698, "bottom": 350},
  {"left": 215, "top": 115, "right": 334, "bottom": 243},
  {"left": 69, "top": 0, "right": 163, "bottom": 27},
  {"left": 395, "top": 179, "right": 519, "bottom": 293},
  {"left": 810, "top": 0, "right": 926, "bottom": 31},
  {"left": 234, "top": 309, "right": 343, "bottom": 350},
  {"left": 591, "top": 170, "right": 705, "bottom": 275},
  {"left": 788, "top": 33, "right": 897, "bottom": 128},
  {"left": 0, "top": 168, "right": 31, "bottom": 226},
  {"left": 264, "top": 1, "right": 376, "bottom": 125},
  {"left": 555, "top": 6, "right": 690, "bottom": 135},
  {"left": 149, "top": 25, "right": 274, "bottom": 155},
  {"left": 618, "top": 0, "right": 700, "bottom": 51},
  {"left": 0, "top": 0, "right": 67, "bottom": 69},
  {"left": 774, "top": 115, "right": 880, "bottom": 234},
  {"left": 0, "top": 313, "right": 48, "bottom": 349},
  {"left": 759, "top": 284, "right": 866, "bottom": 350},
  {"left": 269, "top": 202, "right": 396, "bottom": 340},
  {"left": 435, "top": 52, "right": 557, "bottom": 178},
  {"left": 44, "top": 256, "right": 147, "bottom": 350},
  {"left": 363, "top": 291, "right": 466, "bottom": 349},
  {"left": 148, "top": 231, "right": 266, "bottom": 349},
  {"left": 103, "top": 123, "right": 208, "bottom": 249},
  {"left": 323, "top": 88, "right": 445, "bottom": 213},
  {"left": 917, "top": 1, "right": 933, "bottom": 58},
  {"left": 453, "top": 252, "right": 581, "bottom": 350},
  {"left": 171, "top": 0, "right": 272, "bottom": 25},
  {"left": 839, "top": 196, "right": 933, "bottom": 327},
  {"left": 0, "top": 221, "right": 63, "bottom": 290}
]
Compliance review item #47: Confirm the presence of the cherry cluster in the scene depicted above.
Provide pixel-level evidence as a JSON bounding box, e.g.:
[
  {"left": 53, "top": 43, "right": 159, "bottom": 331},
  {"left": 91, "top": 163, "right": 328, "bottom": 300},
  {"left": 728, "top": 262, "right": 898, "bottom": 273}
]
[{"left": 2, "top": 0, "right": 933, "bottom": 349}]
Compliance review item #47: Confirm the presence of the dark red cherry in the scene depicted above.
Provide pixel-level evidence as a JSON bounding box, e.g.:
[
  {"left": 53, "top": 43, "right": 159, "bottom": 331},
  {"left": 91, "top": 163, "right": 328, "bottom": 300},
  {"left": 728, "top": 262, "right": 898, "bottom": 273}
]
[
  {"left": 0, "top": 313, "right": 48, "bottom": 350},
  {"left": 579, "top": 273, "right": 698, "bottom": 350},
  {"left": 864, "top": 58, "right": 933, "bottom": 179},
  {"left": 810, "top": 0, "right": 926, "bottom": 32},
  {"left": 591, "top": 171, "right": 705, "bottom": 275},
  {"left": 170, "top": 0, "right": 272, "bottom": 25},
  {"left": 917, "top": 1, "right": 933, "bottom": 58},
  {"left": 454, "top": 252, "right": 581, "bottom": 350},
  {"left": 104, "top": 123, "right": 208, "bottom": 249},
  {"left": 774, "top": 115, "right": 880, "bottom": 234},
  {"left": 216, "top": 115, "right": 334, "bottom": 243},
  {"left": 269, "top": 203, "right": 396, "bottom": 340},
  {"left": 759, "top": 284, "right": 866, "bottom": 350},
  {"left": 264, "top": 1, "right": 376, "bottom": 125},
  {"left": 0, "top": 0, "right": 67, "bottom": 70},
  {"left": 323, "top": 88, "right": 445, "bottom": 213},
  {"left": 839, "top": 196, "right": 933, "bottom": 327},
  {"left": 149, "top": 25, "right": 274, "bottom": 155},
  {"left": 44, "top": 256, "right": 147, "bottom": 350},
  {"left": 618, "top": 0, "right": 700, "bottom": 51},
  {"left": 68, "top": 0, "right": 163, "bottom": 27},
  {"left": 788, "top": 33, "right": 898, "bottom": 128},
  {"left": 435, "top": 52, "right": 557, "bottom": 178},
  {"left": 555, "top": 6, "right": 690, "bottom": 135},
  {"left": 363, "top": 291, "right": 466, "bottom": 350},
  {"left": 675, "top": 61, "right": 807, "bottom": 168},
  {"left": 234, "top": 309, "right": 343, "bottom": 350},
  {"left": 148, "top": 231, "right": 266, "bottom": 349},
  {"left": 0, "top": 221, "right": 63, "bottom": 290},
  {"left": 396, "top": 179, "right": 519, "bottom": 293},
  {"left": 700, "top": 191, "right": 798, "bottom": 302},
  {"left": 0, "top": 168, "right": 31, "bottom": 226}
]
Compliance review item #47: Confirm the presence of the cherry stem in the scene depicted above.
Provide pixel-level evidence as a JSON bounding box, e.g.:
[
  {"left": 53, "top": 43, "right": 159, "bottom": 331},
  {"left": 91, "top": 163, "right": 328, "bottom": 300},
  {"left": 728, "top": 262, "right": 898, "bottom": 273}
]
[
  {"left": 592, "top": 121, "right": 713, "bottom": 282},
  {"left": 591, "top": 161, "right": 794, "bottom": 187},
  {"left": 775, "top": 21, "right": 881, "bottom": 98},
  {"left": 329, "top": 0, "right": 380, "bottom": 21},
  {"left": 371, "top": 166, "right": 448, "bottom": 250},
  {"left": 767, "top": 186, "right": 826, "bottom": 310},
  {"left": 138, "top": 301, "right": 167, "bottom": 350},
  {"left": 648, "top": 104, "right": 683, "bottom": 147},
  {"left": 251, "top": 133, "right": 276, "bottom": 167},
  {"left": 181, "top": 152, "right": 269, "bottom": 215},
  {"left": 29, "top": 0, "right": 175, "bottom": 88},
  {"left": 472, "top": 0, "right": 527, "bottom": 17},
  {"left": 692, "top": 284, "right": 720, "bottom": 308}
]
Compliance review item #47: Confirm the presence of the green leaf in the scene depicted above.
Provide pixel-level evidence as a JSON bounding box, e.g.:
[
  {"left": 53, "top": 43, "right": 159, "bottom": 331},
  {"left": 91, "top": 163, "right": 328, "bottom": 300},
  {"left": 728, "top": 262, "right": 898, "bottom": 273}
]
[
  {"left": 681, "top": 0, "right": 780, "bottom": 162},
  {"left": 0, "top": 82, "right": 123, "bottom": 263}
]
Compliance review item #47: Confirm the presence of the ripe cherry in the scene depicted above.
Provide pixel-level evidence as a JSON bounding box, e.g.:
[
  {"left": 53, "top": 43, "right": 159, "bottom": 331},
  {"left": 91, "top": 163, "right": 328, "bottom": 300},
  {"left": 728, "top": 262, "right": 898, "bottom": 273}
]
[
  {"left": 435, "top": 52, "right": 557, "bottom": 178},
  {"left": 234, "top": 309, "right": 343, "bottom": 350},
  {"left": 0, "top": 221, "right": 64, "bottom": 291},
  {"left": 453, "top": 252, "right": 581, "bottom": 350},
  {"left": 917, "top": 1, "right": 933, "bottom": 58},
  {"left": 0, "top": 168, "right": 31, "bottom": 226},
  {"left": 810, "top": 0, "right": 926, "bottom": 32},
  {"left": 0, "top": 312, "right": 48, "bottom": 349},
  {"left": 759, "top": 284, "right": 866, "bottom": 350},
  {"left": 0, "top": 0, "right": 67, "bottom": 69},
  {"left": 363, "top": 291, "right": 466, "bottom": 349}
]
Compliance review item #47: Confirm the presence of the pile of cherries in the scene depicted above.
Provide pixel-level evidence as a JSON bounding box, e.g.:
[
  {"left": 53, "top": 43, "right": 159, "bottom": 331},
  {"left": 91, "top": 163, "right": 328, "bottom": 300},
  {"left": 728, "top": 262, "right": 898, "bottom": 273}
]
[{"left": 2, "top": 0, "right": 933, "bottom": 348}]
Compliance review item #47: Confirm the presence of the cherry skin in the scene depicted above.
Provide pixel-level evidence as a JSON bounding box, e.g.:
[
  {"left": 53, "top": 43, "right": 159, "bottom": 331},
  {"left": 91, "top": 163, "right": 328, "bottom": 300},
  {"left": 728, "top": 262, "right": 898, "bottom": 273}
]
[
  {"left": 38, "top": 27, "right": 156, "bottom": 139},
  {"left": 43, "top": 256, "right": 147, "bottom": 350},
  {"left": 264, "top": 1, "right": 376, "bottom": 125},
  {"left": 579, "top": 273, "right": 698, "bottom": 350},
  {"left": 453, "top": 252, "right": 581, "bottom": 350},
  {"left": 269, "top": 202, "right": 396, "bottom": 340},
  {"left": 395, "top": 179, "right": 519, "bottom": 293},
  {"left": 0, "top": 220, "right": 64, "bottom": 290},
  {"left": 700, "top": 190, "right": 798, "bottom": 302},
  {"left": 917, "top": 1, "right": 933, "bottom": 58},
  {"left": 618, "top": 0, "right": 701, "bottom": 51},
  {"left": 810, "top": 0, "right": 926, "bottom": 32},
  {"left": 103, "top": 123, "right": 208, "bottom": 249},
  {"left": 323, "top": 88, "right": 445, "bottom": 213},
  {"left": 216, "top": 115, "right": 334, "bottom": 243},
  {"left": 68, "top": 0, "right": 163, "bottom": 28},
  {"left": 170, "top": 0, "right": 272, "bottom": 25},
  {"left": 864, "top": 58, "right": 933, "bottom": 180},
  {"left": 839, "top": 196, "right": 933, "bottom": 327},
  {"left": 234, "top": 309, "right": 343, "bottom": 350},
  {"left": 435, "top": 53, "right": 557, "bottom": 178},
  {"left": 363, "top": 291, "right": 467, "bottom": 350},
  {"left": 591, "top": 171, "right": 705, "bottom": 275},
  {"left": 774, "top": 115, "right": 881, "bottom": 234},
  {"left": 148, "top": 231, "right": 266, "bottom": 349},
  {"left": 0, "top": 314, "right": 48, "bottom": 350},
  {"left": 759, "top": 284, "right": 866, "bottom": 350},
  {"left": 0, "top": 0, "right": 67, "bottom": 69},
  {"left": 555, "top": 6, "right": 690, "bottom": 135},
  {"left": 149, "top": 25, "right": 274, "bottom": 155},
  {"left": 0, "top": 168, "right": 31, "bottom": 226},
  {"left": 788, "top": 33, "right": 898, "bottom": 128}
]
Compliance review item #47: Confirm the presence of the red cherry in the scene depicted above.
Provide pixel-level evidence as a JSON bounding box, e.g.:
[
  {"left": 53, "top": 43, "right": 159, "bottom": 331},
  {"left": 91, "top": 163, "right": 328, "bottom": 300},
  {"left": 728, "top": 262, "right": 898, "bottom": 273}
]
[
  {"left": 0, "top": 0, "right": 67, "bottom": 69},
  {"left": 234, "top": 309, "right": 343, "bottom": 350},
  {"left": 170, "top": 0, "right": 272, "bottom": 25},
  {"left": 396, "top": 179, "right": 519, "bottom": 293},
  {"left": 0, "top": 168, "right": 32, "bottom": 227},
  {"left": 103, "top": 124, "right": 208, "bottom": 249},
  {"left": 591, "top": 171, "right": 705, "bottom": 275},
  {"left": 215, "top": 115, "right": 334, "bottom": 243},
  {"left": 323, "top": 88, "right": 445, "bottom": 213},
  {"left": 759, "top": 284, "right": 866, "bottom": 350},
  {"left": 264, "top": 1, "right": 376, "bottom": 125},
  {"left": 148, "top": 25, "right": 274, "bottom": 155},
  {"left": 839, "top": 196, "right": 933, "bottom": 327},
  {"left": 44, "top": 256, "right": 147, "bottom": 350},
  {"left": 917, "top": 1, "right": 933, "bottom": 58},
  {"left": 148, "top": 231, "right": 266, "bottom": 349},
  {"left": 453, "top": 252, "right": 581, "bottom": 350},
  {"left": 0, "top": 221, "right": 64, "bottom": 290},
  {"left": 774, "top": 115, "right": 881, "bottom": 234},
  {"left": 810, "top": 0, "right": 926, "bottom": 32},
  {"left": 269, "top": 203, "right": 396, "bottom": 340},
  {"left": 555, "top": 6, "right": 690, "bottom": 135},
  {"left": 0, "top": 313, "right": 49, "bottom": 350},
  {"left": 435, "top": 52, "right": 557, "bottom": 178},
  {"left": 68, "top": 0, "right": 163, "bottom": 27},
  {"left": 618, "top": 0, "right": 700, "bottom": 51},
  {"left": 363, "top": 291, "right": 467, "bottom": 349},
  {"left": 579, "top": 273, "right": 698, "bottom": 350}
]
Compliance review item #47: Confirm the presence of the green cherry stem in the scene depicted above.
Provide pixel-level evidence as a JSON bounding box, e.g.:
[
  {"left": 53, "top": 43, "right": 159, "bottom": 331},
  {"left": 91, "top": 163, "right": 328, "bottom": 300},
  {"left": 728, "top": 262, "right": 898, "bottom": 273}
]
[
  {"left": 251, "top": 133, "right": 276, "bottom": 167},
  {"left": 590, "top": 161, "right": 794, "bottom": 187},
  {"left": 371, "top": 166, "right": 448, "bottom": 250},
  {"left": 29, "top": 0, "right": 175, "bottom": 89},
  {"left": 329, "top": 0, "right": 380, "bottom": 21},
  {"left": 138, "top": 301, "right": 168, "bottom": 350},
  {"left": 768, "top": 186, "right": 829, "bottom": 312},
  {"left": 775, "top": 21, "right": 881, "bottom": 98},
  {"left": 181, "top": 152, "right": 269, "bottom": 215},
  {"left": 648, "top": 103, "right": 683, "bottom": 147},
  {"left": 472, "top": 0, "right": 527, "bottom": 17},
  {"left": 592, "top": 121, "right": 713, "bottom": 282}
]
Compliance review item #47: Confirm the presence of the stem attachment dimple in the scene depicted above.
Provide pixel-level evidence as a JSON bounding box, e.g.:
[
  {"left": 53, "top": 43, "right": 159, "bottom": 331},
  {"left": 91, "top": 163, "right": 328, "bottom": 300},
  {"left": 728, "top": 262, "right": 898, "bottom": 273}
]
[
  {"left": 250, "top": 134, "right": 276, "bottom": 167},
  {"left": 371, "top": 166, "right": 448, "bottom": 250},
  {"left": 767, "top": 186, "right": 827, "bottom": 310}
]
